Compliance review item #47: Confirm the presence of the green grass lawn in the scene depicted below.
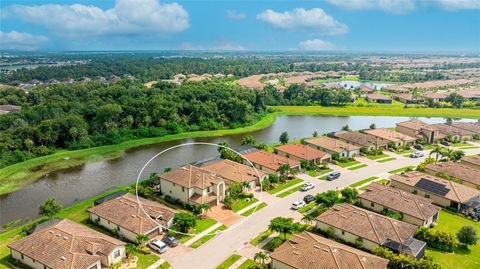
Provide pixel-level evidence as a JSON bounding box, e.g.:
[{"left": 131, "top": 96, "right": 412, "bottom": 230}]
[
  {"left": 348, "top": 164, "right": 368, "bottom": 170},
  {"left": 426, "top": 210, "right": 480, "bottom": 269},
  {"left": 178, "top": 218, "right": 218, "bottom": 243},
  {"left": 307, "top": 169, "right": 318, "bottom": 177},
  {"left": 250, "top": 229, "right": 274, "bottom": 246},
  {"left": 237, "top": 259, "right": 258, "bottom": 269},
  {"left": 277, "top": 185, "right": 302, "bottom": 198},
  {"left": 336, "top": 160, "right": 360, "bottom": 168},
  {"left": 216, "top": 254, "right": 242, "bottom": 269},
  {"left": 189, "top": 225, "right": 227, "bottom": 249},
  {"left": 267, "top": 178, "right": 304, "bottom": 194},
  {"left": 350, "top": 176, "right": 378, "bottom": 188},
  {"left": 452, "top": 143, "right": 471, "bottom": 147},
  {"left": 317, "top": 168, "right": 333, "bottom": 175},
  {"left": 388, "top": 166, "right": 415, "bottom": 174},
  {"left": 232, "top": 197, "right": 259, "bottom": 212},
  {"left": 136, "top": 253, "right": 161, "bottom": 269},
  {"left": 156, "top": 261, "right": 171, "bottom": 269},
  {"left": 377, "top": 157, "right": 396, "bottom": 163},
  {"left": 458, "top": 146, "right": 479, "bottom": 149},
  {"left": 298, "top": 202, "right": 317, "bottom": 214},
  {"left": 395, "top": 148, "right": 415, "bottom": 155},
  {"left": 365, "top": 154, "right": 389, "bottom": 160},
  {"left": 241, "top": 202, "right": 267, "bottom": 217}
]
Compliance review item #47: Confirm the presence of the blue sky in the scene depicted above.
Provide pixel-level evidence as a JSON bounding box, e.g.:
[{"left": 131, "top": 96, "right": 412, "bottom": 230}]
[{"left": 1, "top": 0, "right": 479, "bottom": 51}]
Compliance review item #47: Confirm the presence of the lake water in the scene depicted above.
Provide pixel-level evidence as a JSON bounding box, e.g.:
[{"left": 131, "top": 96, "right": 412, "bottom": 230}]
[
  {"left": 0, "top": 115, "right": 476, "bottom": 225},
  {"left": 322, "top": 80, "right": 395, "bottom": 89}
]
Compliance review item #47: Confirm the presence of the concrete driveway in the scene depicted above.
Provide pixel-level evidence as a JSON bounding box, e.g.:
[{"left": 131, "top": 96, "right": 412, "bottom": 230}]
[
  {"left": 207, "top": 205, "right": 243, "bottom": 227},
  {"left": 160, "top": 244, "right": 192, "bottom": 266}
]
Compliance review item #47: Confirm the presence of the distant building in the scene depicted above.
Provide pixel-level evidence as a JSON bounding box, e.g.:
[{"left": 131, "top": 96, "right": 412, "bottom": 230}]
[
  {"left": 396, "top": 120, "right": 445, "bottom": 144},
  {"left": 451, "top": 122, "right": 480, "bottom": 134},
  {"left": 393, "top": 93, "right": 417, "bottom": 103},
  {"left": 0, "top": 105, "right": 21, "bottom": 114},
  {"left": 366, "top": 93, "right": 392, "bottom": 104},
  {"left": 363, "top": 128, "right": 416, "bottom": 148},
  {"left": 430, "top": 123, "right": 475, "bottom": 141},
  {"left": 421, "top": 92, "right": 448, "bottom": 102},
  {"left": 275, "top": 143, "right": 331, "bottom": 163},
  {"left": 333, "top": 131, "right": 388, "bottom": 150},
  {"left": 304, "top": 136, "right": 360, "bottom": 158}
]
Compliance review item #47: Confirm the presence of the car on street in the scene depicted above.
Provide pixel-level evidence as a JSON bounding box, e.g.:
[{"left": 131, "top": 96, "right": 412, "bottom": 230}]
[
  {"left": 301, "top": 182, "right": 315, "bottom": 191},
  {"left": 410, "top": 151, "right": 424, "bottom": 158},
  {"left": 327, "top": 172, "right": 341, "bottom": 181},
  {"left": 291, "top": 201, "right": 306, "bottom": 210},
  {"left": 163, "top": 236, "right": 179, "bottom": 247},
  {"left": 413, "top": 144, "right": 424, "bottom": 150},
  {"left": 149, "top": 239, "right": 168, "bottom": 253},
  {"left": 303, "top": 194, "right": 314, "bottom": 204}
]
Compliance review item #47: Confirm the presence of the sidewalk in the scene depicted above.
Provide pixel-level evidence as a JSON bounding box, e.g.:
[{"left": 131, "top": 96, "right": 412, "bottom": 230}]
[{"left": 146, "top": 258, "right": 166, "bottom": 269}]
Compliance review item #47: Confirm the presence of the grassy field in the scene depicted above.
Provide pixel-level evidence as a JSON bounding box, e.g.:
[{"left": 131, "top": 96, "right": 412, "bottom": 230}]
[
  {"left": 426, "top": 210, "right": 480, "bottom": 269},
  {"left": 232, "top": 197, "right": 259, "bottom": 212},
  {"left": 348, "top": 164, "right": 368, "bottom": 170},
  {"left": 267, "top": 178, "right": 304, "bottom": 194},
  {"left": 350, "top": 176, "right": 378, "bottom": 188},
  {"left": 241, "top": 202, "right": 267, "bottom": 217},
  {"left": 277, "top": 185, "right": 302, "bottom": 198},
  {"left": 216, "top": 254, "right": 242, "bottom": 269},
  {"left": 388, "top": 166, "right": 415, "bottom": 174},
  {"left": 189, "top": 225, "right": 227, "bottom": 249}
]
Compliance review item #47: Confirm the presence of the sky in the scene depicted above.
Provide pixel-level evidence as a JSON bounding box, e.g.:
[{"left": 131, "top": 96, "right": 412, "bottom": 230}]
[{"left": 0, "top": 0, "right": 479, "bottom": 52}]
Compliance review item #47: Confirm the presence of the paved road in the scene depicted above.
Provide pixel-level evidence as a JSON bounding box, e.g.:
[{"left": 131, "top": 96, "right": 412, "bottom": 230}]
[{"left": 172, "top": 146, "right": 480, "bottom": 269}]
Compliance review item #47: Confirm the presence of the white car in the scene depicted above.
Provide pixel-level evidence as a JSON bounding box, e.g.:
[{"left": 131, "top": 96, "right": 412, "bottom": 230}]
[
  {"left": 149, "top": 239, "right": 168, "bottom": 253},
  {"left": 301, "top": 182, "right": 315, "bottom": 191},
  {"left": 291, "top": 201, "right": 306, "bottom": 210},
  {"left": 410, "top": 151, "right": 424, "bottom": 158}
]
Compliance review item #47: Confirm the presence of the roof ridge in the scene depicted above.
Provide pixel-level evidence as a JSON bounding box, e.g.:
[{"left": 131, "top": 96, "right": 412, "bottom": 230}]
[
  {"left": 448, "top": 180, "right": 463, "bottom": 203},
  {"left": 387, "top": 217, "right": 403, "bottom": 243},
  {"left": 328, "top": 243, "right": 341, "bottom": 269},
  {"left": 363, "top": 210, "right": 382, "bottom": 243},
  {"left": 410, "top": 194, "right": 426, "bottom": 220}
]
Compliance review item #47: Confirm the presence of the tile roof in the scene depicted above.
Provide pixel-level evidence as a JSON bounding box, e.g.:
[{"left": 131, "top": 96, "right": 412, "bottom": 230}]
[
  {"left": 461, "top": 155, "right": 480, "bottom": 168},
  {"left": 360, "top": 183, "right": 440, "bottom": 221},
  {"left": 305, "top": 136, "right": 359, "bottom": 153},
  {"left": 87, "top": 193, "right": 176, "bottom": 234},
  {"left": 393, "top": 93, "right": 414, "bottom": 101},
  {"left": 425, "top": 163, "right": 480, "bottom": 187},
  {"left": 243, "top": 150, "right": 300, "bottom": 171},
  {"left": 316, "top": 204, "right": 417, "bottom": 245},
  {"left": 202, "top": 159, "right": 266, "bottom": 184},
  {"left": 366, "top": 93, "right": 392, "bottom": 101},
  {"left": 159, "top": 165, "right": 224, "bottom": 189},
  {"left": 451, "top": 122, "right": 480, "bottom": 134},
  {"left": 270, "top": 231, "right": 389, "bottom": 269},
  {"left": 430, "top": 124, "right": 476, "bottom": 137},
  {"left": 363, "top": 128, "right": 416, "bottom": 143},
  {"left": 396, "top": 120, "right": 439, "bottom": 132},
  {"left": 334, "top": 131, "right": 389, "bottom": 148},
  {"left": 275, "top": 143, "right": 330, "bottom": 161},
  {"left": 8, "top": 219, "right": 125, "bottom": 269},
  {"left": 421, "top": 92, "right": 448, "bottom": 99},
  {"left": 390, "top": 171, "right": 480, "bottom": 203}
]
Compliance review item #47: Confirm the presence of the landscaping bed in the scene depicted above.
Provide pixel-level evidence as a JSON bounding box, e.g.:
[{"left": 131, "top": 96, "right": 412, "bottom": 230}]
[{"left": 388, "top": 166, "right": 415, "bottom": 174}]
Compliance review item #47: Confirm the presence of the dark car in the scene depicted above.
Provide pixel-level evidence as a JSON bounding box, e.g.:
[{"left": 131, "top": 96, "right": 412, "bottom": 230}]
[
  {"left": 163, "top": 236, "right": 179, "bottom": 247},
  {"left": 413, "top": 144, "right": 424, "bottom": 150},
  {"left": 441, "top": 140, "right": 451, "bottom": 146},
  {"left": 304, "top": 194, "right": 314, "bottom": 204},
  {"left": 327, "top": 172, "right": 341, "bottom": 181}
]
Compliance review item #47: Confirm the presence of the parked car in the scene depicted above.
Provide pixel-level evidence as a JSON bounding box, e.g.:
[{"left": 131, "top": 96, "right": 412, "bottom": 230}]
[
  {"left": 149, "top": 239, "right": 168, "bottom": 253},
  {"left": 327, "top": 172, "right": 341, "bottom": 181},
  {"left": 301, "top": 182, "right": 315, "bottom": 191},
  {"left": 163, "top": 236, "right": 179, "bottom": 247},
  {"left": 410, "top": 151, "right": 424, "bottom": 158},
  {"left": 291, "top": 201, "right": 306, "bottom": 210},
  {"left": 413, "top": 144, "right": 424, "bottom": 150},
  {"left": 303, "top": 194, "right": 314, "bottom": 204},
  {"left": 441, "top": 140, "right": 451, "bottom": 146}
]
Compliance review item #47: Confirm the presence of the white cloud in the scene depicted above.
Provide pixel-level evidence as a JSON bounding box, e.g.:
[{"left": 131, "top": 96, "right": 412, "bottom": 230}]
[
  {"left": 0, "top": 31, "right": 48, "bottom": 51},
  {"left": 435, "top": 0, "right": 480, "bottom": 10},
  {"left": 226, "top": 10, "right": 246, "bottom": 20},
  {"left": 180, "top": 40, "right": 246, "bottom": 51},
  {"left": 326, "top": 0, "right": 416, "bottom": 14},
  {"left": 298, "top": 39, "right": 337, "bottom": 51},
  {"left": 256, "top": 8, "right": 348, "bottom": 35},
  {"left": 2, "top": 0, "right": 189, "bottom": 39}
]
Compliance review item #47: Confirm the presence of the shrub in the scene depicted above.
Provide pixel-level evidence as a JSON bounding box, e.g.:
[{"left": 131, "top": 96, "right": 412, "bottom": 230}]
[
  {"left": 326, "top": 227, "right": 335, "bottom": 238},
  {"left": 415, "top": 227, "right": 457, "bottom": 252},
  {"left": 373, "top": 247, "right": 440, "bottom": 269},
  {"left": 265, "top": 237, "right": 284, "bottom": 251},
  {"left": 457, "top": 225, "right": 479, "bottom": 249},
  {"left": 355, "top": 237, "right": 363, "bottom": 248},
  {"left": 139, "top": 246, "right": 151, "bottom": 254}
]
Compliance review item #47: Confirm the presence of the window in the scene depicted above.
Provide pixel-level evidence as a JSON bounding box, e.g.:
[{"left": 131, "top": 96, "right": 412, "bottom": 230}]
[
  {"left": 21, "top": 254, "right": 24, "bottom": 259},
  {"left": 341, "top": 230, "right": 345, "bottom": 235},
  {"left": 117, "top": 225, "right": 120, "bottom": 231},
  {"left": 44, "top": 266, "right": 47, "bottom": 269},
  {"left": 208, "top": 187, "right": 211, "bottom": 192},
  {"left": 114, "top": 249, "right": 121, "bottom": 258},
  {"left": 370, "top": 202, "right": 374, "bottom": 207},
  {"left": 412, "top": 189, "right": 417, "bottom": 194},
  {"left": 182, "top": 186, "right": 185, "bottom": 192}
]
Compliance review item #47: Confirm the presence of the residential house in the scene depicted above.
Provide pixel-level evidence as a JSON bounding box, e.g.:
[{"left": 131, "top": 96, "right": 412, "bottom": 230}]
[
  {"left": 396, "top": 120, "right": 445, "bottom": 144},
  {"left": 461, "top": 155, "right": 480, "bottom": 169},
  {"left": 158, "top": 165, "right": 226, "bottom": 206},
  {"left": 316, "top": 204, "right": 425, "bottom": 259},
  {"left": 333, "top": 131, "right": 388, "bottom": 151},
  {"left": 0, "top": 105, "right": 21, "bottom": 115},
  {"left": 458, "top": 89, "right": 480, "bottom": 101},
  {"left": 363, "top": 128, "right": 416, "bottom": 148},
  {"left": 451, "top": 122, "right": 480, "bottom": 135},
  {"left": 356, "top": 85, "right": 374, "bottom": 94},
  {"left": 275, "top": 143, "right": 331, "bottom": 164},
  {"left": 429, "top": 124, "right": 475, "bottom": 141},
  {"left": 393, "top": 93, "right": 416, "bottom": 104},
  {"left": 270, "top": 231, "right": 389, "bottom": 269},
  {"left": 202, "top": 159, "right": 267, "bottom": 189},
  {"left": 304, "top": 136, "right": 360, "bottom": 159},
  {"left": 8, "top": 219, "right": 126, "bottom": 269},
  {"left": 424, "top": 163, "right": 480, "bottom": 189},
  {"left": 87, "top": 193, "right": 176, "bottom": 242},
  {"left": 366, "top": 93, "right": 392, "bottom": 104},
  {"left": 421, "top": 92, "right": 448, "bottom": 102},
  {"left": 359, "top": 183, "right": 440, "bottom": 227},
  {"left": 390, "top": 171, "right": 480, "bottom": 211},
  {"left": 242, "top": 150, "right": 300, "bottom": 175}
]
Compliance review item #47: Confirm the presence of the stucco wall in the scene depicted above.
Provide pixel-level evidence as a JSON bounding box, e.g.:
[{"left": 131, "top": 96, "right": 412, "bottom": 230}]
[
  {"left": 89, "top": 213, "right": 140, "bottom": 242},
  {"left": 315, "top": 222, "right": 379, "bottom": 251},
  {"left": 390, "top": 180, "right": 454, "bottom": 209}
]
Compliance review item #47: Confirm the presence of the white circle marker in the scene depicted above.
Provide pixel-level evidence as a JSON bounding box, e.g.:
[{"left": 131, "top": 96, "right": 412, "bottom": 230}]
[{"left": 135, "top": 142, "right": 264, "bottom": 237}]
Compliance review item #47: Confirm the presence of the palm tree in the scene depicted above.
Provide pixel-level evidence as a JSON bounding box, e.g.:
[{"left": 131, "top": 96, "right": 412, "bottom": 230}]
[
  {"left": 429, "top": 145, "right": 443, "bottom": 161},
  {"left": 198, "top": 203, "right": 212, "bottom": 216},
  {"left": 136, "top": 234, "right": 150, "bottom": 246},
  {"left": 254, "top": 251, "right": 268, "bottom": 269},
  {"left": 278, "top": 164, "right": 291, "bottom": 183}
]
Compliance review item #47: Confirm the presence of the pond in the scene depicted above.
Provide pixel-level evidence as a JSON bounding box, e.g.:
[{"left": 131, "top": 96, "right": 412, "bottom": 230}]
[{"left": 0, "top": 115, "right": 476, "bottom": 225}]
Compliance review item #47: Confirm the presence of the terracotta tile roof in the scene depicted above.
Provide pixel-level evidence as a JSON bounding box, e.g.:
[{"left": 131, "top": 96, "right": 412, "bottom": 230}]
[
  {"left": 461, "top": 155, "right": 480, "bottom": 168},
  {"left": 202, "top": 159, "right": 266, "bottom": 184},
  {"left": 270, "top": 231, "right": 389, "bottom": 269},
  {"left": 0, "top": 105, "right": 21, "bottom": 112},
  {"left": 8, "top": 219, "right": 125, "bottom": 269},
  {"left": 159, "top": 165, "right": 224, "bottom": 189},
  {"left": 451, "top": 122, "right": 480, "bottom": 133},
  {"left": 360, "top": 183, "right": 440, "bottom": 221},
  {"left": 430, "top": 124, "right": 476, "bottom": 137},
  {"left": 87, "top": 193, "right": 176, "bottom": 234},
  {"left": 393, "top": 93, "right": 414, "bottom": 101},
  {"left": 364, "top": 128, "right": 416, "bottom": 143},
  {"left": 421, "top": 92, "right": 448, "bottom": 99},
  {"left": 316, "top": 204, "right": 417, "bottom": 245},
  {"left": 366, "top": 93, "right": 392, "bottom": 101},
  {"left": 334, "top": 131, "right": 389, "bottom": 148},
  {"left": 275, "top": 143, "right": 330, "bottom": 161},
  {"left": 390, "top": 171, "right": 480, "bottom": 203},
  {"left": 305, "top": 136, "right": 359, "bottom": 153},
  {"left": 425, "top": 163, "right": 480, "bottom": 187},
  {"left": 243, "top": 150, "right": 300, "bottom": 171},
  {"left": 396, "top": 120, "right": 438, "bottom": 132}
]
